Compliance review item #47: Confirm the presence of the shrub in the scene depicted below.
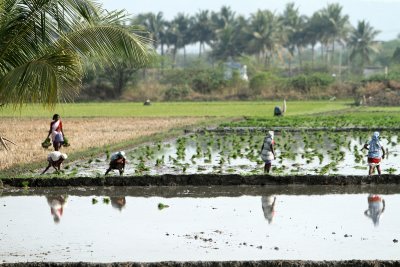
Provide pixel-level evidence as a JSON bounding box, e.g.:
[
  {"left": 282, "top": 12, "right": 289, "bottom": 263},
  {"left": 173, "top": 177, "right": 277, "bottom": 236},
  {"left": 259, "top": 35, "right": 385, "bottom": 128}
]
[
  {"left": 249, "top": 72, "right": 280, "bottom": 93},
  {"left": 161, "top": 68, "right": 226, "bottom": 94},
  {"left": 288, "top": 72, "right": 335, "bottom": 92},
  {"left": 164, "top": 86, "right": 191, "bottom": 100}
]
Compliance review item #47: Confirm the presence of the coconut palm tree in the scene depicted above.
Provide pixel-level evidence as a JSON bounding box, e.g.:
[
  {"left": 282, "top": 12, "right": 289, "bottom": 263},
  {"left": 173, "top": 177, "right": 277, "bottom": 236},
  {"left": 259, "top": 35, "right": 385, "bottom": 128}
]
[
  {"left": 348, "top": 20, "right": 380, "bottom": 74},
  {"left": 247, "top": 10, "right": 281, "bottom": 67},
  {"left": 320, "top": 3, "right": 351, "bottom": 66},
  {"left": 0, "top": 0, "right": 153, "bottom": 107},
  {"left": 192, "top": 10, "right": 214, "bottom": 57},
  {"left": 280, "top": 3, "right": 307, "bottom": 74}
]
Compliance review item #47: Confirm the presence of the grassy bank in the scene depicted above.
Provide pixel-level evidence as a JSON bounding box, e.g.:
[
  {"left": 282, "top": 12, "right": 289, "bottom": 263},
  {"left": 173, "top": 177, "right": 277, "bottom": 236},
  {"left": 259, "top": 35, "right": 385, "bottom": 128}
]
[{"left": 0, "top": 100, "right": 351, "bottom": 117}]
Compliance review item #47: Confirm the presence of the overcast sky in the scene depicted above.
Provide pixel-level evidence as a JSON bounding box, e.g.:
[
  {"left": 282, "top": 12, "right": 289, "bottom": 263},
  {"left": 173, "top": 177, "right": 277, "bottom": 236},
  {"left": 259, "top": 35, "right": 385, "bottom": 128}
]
[{"left": 101, "top": 0, "right": 400, "bottom": 41}]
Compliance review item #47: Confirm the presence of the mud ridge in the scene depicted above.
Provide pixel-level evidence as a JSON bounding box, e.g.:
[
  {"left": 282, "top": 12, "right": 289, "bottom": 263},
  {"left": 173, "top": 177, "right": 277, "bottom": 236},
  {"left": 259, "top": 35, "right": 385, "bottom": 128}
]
[
  {"left": 1, "top": 260, "right": 400, "bottom": 267},
  {"left": 1, "top": 174, "right": 400, "bottom": 187},
  {"left": 200, "top": 126, "right": 400, "bottom": 133}
]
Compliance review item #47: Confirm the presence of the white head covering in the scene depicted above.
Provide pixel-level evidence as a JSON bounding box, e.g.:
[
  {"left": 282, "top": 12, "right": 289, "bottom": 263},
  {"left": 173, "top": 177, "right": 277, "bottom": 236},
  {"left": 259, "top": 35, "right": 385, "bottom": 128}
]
[{"left": 267, "top": 130, "right": 274, "bottom": 139}]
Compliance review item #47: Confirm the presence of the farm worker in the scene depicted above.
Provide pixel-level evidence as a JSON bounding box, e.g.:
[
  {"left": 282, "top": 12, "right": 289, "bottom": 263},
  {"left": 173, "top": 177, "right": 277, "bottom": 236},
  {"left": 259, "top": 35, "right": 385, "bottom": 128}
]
[
  {"left": 46, "top": 195, "right": 68, "bottom": 224},
  {"left": 41, "top": 151, "right": 68, "bottom": 174},
  {"left": 105, "top": 151, "right": 127, "bottom": 176},
  {"left": 362, "top": 131, "right": 385, "bottom": 175},
  {"left": 260, "top": 131, "right": 275, "bottom": 173},
  {"left": 364, "top": 194, "right": 385, "bottom": 226},
  {"left": 46, "top": 114, "right": 65, "bottom": 151},
  {"left": 273, "top": 100, "right": 286, "bottom": 116},
  {"left": 261, "top": 195, "right": 276, "bottom": 224}
]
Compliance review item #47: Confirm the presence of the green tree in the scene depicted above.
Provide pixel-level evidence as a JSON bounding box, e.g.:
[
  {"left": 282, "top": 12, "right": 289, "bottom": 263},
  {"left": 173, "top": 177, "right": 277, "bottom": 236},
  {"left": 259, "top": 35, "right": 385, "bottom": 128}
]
[
  {"left": 192, "top": 10, "right": 214, "bottom": 57},
  {"left": 0, "top": 0, "right": 153, "bottom": 107},
  {"left": 348, "top": 20, "right": 380, "bottom": 74},
  {"left": 211, "top": 15, "right": 248, "bottom": 61},
  {"left": 247, "top": 10, "right": 281, "bottom": 67},
  {"left": 320, "top": 3, "right": 351, "bottom": 67},
  {"left": 280, "top": 3, "right": 307, "bottom": 74}
]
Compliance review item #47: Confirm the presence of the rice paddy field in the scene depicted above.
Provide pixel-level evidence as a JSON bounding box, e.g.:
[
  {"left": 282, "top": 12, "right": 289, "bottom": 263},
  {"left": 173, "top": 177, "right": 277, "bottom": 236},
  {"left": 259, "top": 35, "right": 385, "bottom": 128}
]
[
  {"left": 1, "top": 100, "right": 400, "bottom": 176},
  {"left": 0, "top": 117, "right": 205, "bottom": 173},
  {"left": 41, "top": 130, "right": 399, "bottom": 177}
]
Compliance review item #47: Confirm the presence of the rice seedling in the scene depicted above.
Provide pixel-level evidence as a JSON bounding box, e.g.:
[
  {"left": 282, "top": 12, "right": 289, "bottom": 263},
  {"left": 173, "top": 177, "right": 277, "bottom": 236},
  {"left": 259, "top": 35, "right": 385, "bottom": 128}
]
[
  {"left": 386, "top": 168, "right": 397, "bottom": 174},
  {"left": 103, "top": 197, "right": 110, "bottom": 204},
  {"left": 158, "top": 203, "right": 169, "bottom": 210}
]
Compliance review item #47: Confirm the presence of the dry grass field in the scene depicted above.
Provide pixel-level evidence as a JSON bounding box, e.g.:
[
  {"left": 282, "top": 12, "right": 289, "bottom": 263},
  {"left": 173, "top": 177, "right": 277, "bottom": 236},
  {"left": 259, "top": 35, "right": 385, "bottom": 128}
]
[{"left": 0, "top": 117, "right": 204, "bottom": 171}]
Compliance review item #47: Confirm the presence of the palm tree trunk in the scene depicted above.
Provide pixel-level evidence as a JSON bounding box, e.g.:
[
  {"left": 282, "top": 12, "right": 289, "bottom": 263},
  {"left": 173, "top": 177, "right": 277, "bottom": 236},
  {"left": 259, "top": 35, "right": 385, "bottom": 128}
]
[
  {"left": 297, "top": 46, "right": 303, "bottom": 70},
  {"left": 311, "top": 45, "right": 315, "bottom": 68},
  {"left": 199, "top": 41, "right": 202, "bottom": 57}
]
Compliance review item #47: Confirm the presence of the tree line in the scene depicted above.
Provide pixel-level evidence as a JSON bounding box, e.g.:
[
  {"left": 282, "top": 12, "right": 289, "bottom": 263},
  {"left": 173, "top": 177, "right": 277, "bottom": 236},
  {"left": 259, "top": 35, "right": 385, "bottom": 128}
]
[{"left": 132, "top": 3, "right": 382, "bottom": 74}]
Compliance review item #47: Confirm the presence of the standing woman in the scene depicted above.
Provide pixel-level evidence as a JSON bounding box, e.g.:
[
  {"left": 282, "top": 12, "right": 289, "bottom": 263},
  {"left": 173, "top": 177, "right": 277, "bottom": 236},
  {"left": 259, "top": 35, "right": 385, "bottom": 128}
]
[
  {"left": 46, "top": 114, "right": 65, "bottom": 151},
  {"left": 363, "top": 131, "right": 385, "bottom": 175},
  {"left": 261, "top": 131, "right": 276, "bottom": 173}
]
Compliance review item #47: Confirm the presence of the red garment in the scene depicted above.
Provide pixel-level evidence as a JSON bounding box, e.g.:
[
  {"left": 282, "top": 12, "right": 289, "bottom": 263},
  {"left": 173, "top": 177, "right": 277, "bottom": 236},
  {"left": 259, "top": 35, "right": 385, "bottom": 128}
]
[{"left": 368, "top": 157, "right": 381, "bottom": 164}]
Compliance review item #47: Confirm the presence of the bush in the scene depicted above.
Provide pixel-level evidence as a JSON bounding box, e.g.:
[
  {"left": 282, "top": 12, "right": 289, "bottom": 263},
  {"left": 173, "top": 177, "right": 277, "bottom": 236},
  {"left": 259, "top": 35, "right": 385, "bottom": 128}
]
[
  {"left": 249, "top": 72, "right": 281, "bottom": 93},
  {"left": 161, "top": 68, "right": 226, "bottom": 94},
  {"left": 288, "top": 72, "right": 335, "bottom": 92},
  {"left": 164, "top": 86, "right": 191, "bottom": 100}
]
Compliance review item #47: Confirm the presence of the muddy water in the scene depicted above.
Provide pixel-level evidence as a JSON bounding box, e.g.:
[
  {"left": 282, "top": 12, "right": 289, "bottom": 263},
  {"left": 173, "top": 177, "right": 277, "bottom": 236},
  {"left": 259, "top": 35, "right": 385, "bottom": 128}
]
[
  {"left": 1, "top": 186, "right": 399, "bottom": 263},
  {"left": 37, "top": 131, "right": 400, "bottom": 177}
]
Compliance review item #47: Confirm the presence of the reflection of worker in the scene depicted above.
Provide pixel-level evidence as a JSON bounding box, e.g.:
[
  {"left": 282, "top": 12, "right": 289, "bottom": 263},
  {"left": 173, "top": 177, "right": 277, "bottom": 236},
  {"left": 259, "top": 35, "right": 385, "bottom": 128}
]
[
  {"left": 261, "top": 196, "right": 276, "bottom": 224},
  {"left": 364, "top": 194, "right": 385, "bottom": 227},
  {"left": 110, "top": 196, "right": 126, "bottom": 211},
  {"left": 46, "top": 195, "right": 68, "bottom": 224},
  {"left": 105, "top": 151, "right": 126, "bottom": 176}
]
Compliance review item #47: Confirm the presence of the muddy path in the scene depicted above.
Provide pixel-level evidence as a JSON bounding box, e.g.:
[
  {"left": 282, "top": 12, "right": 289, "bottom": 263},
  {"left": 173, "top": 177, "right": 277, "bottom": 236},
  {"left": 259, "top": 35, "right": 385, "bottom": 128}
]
[
  {"left": 1, "top": 174, "right": 400, "bottom": 187},
  {"left": 1, "top": 260, "right": 400, "bottom": 266}
]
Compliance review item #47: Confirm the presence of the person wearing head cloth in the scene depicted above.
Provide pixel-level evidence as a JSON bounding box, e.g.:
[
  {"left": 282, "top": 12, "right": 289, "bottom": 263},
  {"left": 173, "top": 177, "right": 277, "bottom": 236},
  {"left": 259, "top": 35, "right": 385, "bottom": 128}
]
[
  {"left": 362, "top": 132, "right": 385, "bottom": 175},
  {"left": 46, "top": 114, "right": 65, "bottom": 151},
  {"left": 105, "top": 151, "right": 127, "bottom": 176},
  {"left": 41, "top": 151, "right": 68, "bottom": 174},
  {"left": 260, "top": 131, "right": 276, "bottom": 173}
]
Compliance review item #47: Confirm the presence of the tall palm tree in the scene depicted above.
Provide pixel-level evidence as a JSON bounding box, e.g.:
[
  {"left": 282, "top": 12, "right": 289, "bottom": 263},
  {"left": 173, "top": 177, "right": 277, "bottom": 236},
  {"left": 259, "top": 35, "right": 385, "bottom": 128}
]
[
  {"left": 348, "top": 20, "right": 380, "bottom": 74},
  {"left": 168, "top": 13, "right": 191, "bottom": 66},
  {"left": 280, "top": 3, "right": 307, "bottom": 74},
  {"left": 210, "top": 15, "right": 248, "bottom": 61},
  {"left": 320, "top": 3, "right": 351, "bottom": 66},
  {"left": 247, "top": 10, "right": 281, "bottom": 67},
  {"left": 133, "top": 12, "right": 166, "bottom": 53},
  {"left": 0, "top": 0, "right": 153, "bottom": 107},
  {"left": 303, "top": 12, "right": 324, "bottom": 67},
  {"left": 192, "top": 10, "right": 214, "bottom": 57}
]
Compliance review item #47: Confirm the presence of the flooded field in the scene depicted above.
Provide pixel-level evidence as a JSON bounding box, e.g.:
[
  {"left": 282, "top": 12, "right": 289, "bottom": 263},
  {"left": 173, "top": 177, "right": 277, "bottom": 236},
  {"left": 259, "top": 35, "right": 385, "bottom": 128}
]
[
  {"left": 42, "top": 130, "right": 400, "bottom": 177},
  {"left": 1, "top": 186, "right": 399, "bottom": 263}
]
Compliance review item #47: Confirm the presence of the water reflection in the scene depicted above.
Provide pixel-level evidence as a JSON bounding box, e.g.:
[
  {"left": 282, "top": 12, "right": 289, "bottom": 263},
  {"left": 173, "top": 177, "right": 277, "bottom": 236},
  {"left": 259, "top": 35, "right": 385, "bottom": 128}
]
[
  {"left": 46, "top": 195, "right": 68, "bottom": 224},
  {"left": 110, "top": 196, "right": 126, "bottom": 211},
  {"left": 261, "top": 195, "right": 276, "bottom": 224},
  {"left": 364, "top": 194, "right": 385, "bottom": 227}
]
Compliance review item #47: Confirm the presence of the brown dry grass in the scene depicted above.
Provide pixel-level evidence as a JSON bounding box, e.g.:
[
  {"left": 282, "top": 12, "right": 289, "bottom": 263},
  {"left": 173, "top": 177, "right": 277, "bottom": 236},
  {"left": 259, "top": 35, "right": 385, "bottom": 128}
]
[{"left": 0, "top": 117, "right": 204, "bottom": 170}]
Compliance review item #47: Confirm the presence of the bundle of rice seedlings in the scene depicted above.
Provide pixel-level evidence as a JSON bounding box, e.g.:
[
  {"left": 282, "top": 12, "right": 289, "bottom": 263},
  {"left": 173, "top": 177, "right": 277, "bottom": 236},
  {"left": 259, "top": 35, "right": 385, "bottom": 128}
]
[
  {"left": 41, "top": 138, "right": 51, "bottom": 148},
  {"left": 63, "top": 136, "right": 70, "bottom": 147}
]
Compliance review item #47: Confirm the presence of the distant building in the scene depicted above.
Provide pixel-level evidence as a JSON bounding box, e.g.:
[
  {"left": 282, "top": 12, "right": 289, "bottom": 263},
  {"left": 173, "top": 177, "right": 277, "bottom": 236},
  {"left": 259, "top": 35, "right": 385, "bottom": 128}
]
[
  {"left": 224, "top": 61, "right": 248, "bottom": 81},
  {"left": 363, "top": 67, "right": 385, "bottom": 77}
]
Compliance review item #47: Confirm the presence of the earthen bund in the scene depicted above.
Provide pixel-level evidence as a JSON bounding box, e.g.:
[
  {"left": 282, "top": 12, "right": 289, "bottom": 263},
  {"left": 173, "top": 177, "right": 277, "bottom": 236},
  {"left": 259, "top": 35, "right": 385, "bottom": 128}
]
[{"left": 1, "top": 174, "right": 400, "bottom": 187}]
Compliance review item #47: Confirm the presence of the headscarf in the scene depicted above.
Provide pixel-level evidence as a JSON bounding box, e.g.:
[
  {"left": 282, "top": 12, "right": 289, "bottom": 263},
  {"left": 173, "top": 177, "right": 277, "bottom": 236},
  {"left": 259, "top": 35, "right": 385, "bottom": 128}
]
[
  {"left": 368, "top": 131, "right": 381, "bottom": 158},
  {"left": 267, "top": 130, "right": 274, "bottom": 140}
]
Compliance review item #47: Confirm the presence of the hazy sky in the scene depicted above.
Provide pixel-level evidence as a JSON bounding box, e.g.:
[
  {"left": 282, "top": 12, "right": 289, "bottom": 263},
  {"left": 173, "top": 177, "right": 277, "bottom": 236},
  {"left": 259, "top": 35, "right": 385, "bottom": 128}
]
[{"left": 101, "top": 0, "right": 400, "bottom": 41}]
